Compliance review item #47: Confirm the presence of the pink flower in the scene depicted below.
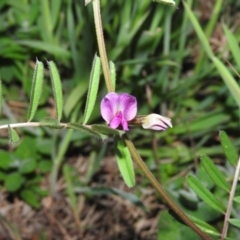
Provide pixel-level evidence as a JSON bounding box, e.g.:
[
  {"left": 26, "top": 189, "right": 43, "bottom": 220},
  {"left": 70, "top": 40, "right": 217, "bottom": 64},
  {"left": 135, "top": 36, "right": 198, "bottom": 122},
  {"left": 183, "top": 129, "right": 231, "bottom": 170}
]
[
  {"left": 142, "top": 114, "right": 172, "bottom": 130},
  {"left": 100, "top": 92, "right": 137, "bottom": 131}
]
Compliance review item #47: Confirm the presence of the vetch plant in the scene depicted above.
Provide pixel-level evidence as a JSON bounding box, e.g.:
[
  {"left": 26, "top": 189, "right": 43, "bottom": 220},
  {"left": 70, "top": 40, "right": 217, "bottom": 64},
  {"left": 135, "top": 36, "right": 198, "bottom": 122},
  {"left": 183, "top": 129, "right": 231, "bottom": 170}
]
[
  {"left": 0, "top": 0, "right": 239, "bottom": 239},
  {"left": 0, "top": 1, "right": 209, "bottom": 239}
]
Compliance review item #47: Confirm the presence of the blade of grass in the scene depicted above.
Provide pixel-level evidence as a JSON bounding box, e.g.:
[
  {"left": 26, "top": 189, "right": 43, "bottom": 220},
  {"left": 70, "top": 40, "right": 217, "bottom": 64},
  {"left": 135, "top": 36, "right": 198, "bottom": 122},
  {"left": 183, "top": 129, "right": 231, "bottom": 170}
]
[
  {"left": 195, "top": 0, "right": 223, "bottom": 73},
  {"left": 183, "top": 1, "right": 240, "bottom": 108},
  {"left": 51, "top": 0, "right": 61, "bottom": 30},
  {"left": 212, "top": 57, "right": 240, "bottom": 108},
  {"left": 67, "top": 0, "right": 81, "bottom": 77},
  {"left": 40, "top": 0, "right": 54, "bottom": 43},
  {"left": 223, "top": 24, "right": 240, "bottom": 69},
  {"left": 183, "top": 1, "right": 214, "bottom": 59},
  {"left": 16, "top": 40, "right": 70, "bottom": 57}
]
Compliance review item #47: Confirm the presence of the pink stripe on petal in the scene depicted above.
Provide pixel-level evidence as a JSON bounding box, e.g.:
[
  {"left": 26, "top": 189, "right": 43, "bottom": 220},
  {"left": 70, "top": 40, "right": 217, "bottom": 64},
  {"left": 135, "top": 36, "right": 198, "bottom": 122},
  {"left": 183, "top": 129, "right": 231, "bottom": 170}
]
[
  {"left": 118, "top": 93, "right": 137, "bottom": 121},
  {"left": 151, "top": 125, "right": 167, "bottom": 131}
]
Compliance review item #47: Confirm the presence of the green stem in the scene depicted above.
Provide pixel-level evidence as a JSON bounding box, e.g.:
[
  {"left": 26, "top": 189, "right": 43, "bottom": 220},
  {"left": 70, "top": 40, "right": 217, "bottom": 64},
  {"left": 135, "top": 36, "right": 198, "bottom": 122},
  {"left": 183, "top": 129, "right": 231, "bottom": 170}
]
[
  {"left": 92, "top": 0, "right": 113, "bottom": 92},
  {"left": 124, "top": 136, "right": 212, "bottom": 240},
  {"left": 92, "top": 1, "right": 211, "bottom": 239}
]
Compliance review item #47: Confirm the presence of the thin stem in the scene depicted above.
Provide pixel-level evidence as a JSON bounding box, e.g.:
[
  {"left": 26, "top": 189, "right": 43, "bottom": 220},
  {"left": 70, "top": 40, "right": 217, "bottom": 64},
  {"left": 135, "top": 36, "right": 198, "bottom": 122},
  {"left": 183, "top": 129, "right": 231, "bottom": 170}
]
[
  {"left": 0, "top": 122, "right": 68, "bottom": 129},
  {"left": 92, "top": 1, "right": 211, "bottom": 239},
  {"left": 92, "top": 0, "right": 113, "bottom": 92},
  {"left": 124, "top": 136, "right": 212, "bottom": 240},
  {"left": 221, "top": 156, "right": 240, "bottom": 240}
]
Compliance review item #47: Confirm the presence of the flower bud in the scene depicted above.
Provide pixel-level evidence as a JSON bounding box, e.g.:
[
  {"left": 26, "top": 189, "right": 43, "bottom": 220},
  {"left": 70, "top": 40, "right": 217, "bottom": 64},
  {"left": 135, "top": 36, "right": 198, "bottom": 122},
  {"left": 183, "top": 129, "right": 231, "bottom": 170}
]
[{"left": 142, "top": 114, "right": 172, "bottom": 131}]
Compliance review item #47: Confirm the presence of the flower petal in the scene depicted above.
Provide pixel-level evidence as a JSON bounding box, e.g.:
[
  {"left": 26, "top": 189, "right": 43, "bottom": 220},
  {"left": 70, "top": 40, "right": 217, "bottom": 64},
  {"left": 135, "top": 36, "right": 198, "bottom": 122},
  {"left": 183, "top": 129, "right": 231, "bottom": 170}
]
[
  {"left": 121, "top": 116, "right": 129, "bottom": 131},
  {"left": 109, "top": 111, "right": 122, "bottom": 129},
  {"left": 118, "top": 93, "right": 137, "bottom": 121},
  {"left": 100, "top": 92, "right": 119, "bottom": 123},
  {"left": 142, "top": 114, "right": 172, "bottom": 131}
]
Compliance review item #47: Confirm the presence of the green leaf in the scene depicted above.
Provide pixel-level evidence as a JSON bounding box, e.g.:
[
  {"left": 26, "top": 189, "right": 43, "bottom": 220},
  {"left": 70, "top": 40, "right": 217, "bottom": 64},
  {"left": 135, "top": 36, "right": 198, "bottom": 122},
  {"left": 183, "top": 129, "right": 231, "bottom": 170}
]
[
  {"left": 37, "top": 138, "right": 54, "bottom": 155},
  {"left": 4, "top": 172, "right": 25, "bottom": 192},
  {"left": 212, "top": 57, "right": 240, "bottom": 108},
  {"left": 83, "top": 54, "right": 101, "bottom": 124},
  {"left": 48, "top": 61, "right": 63, "bottom": 121},
  {"left": 115, "top": 139, "right": 135, "bottom": 187},
  {"left": 67, "top": 123, "right": 107, "bottom": 140},
  {"left": 187, "top": 175, "right": 225, "bottom": 214},
  {"left": 20, "top": 189, "right": 40, "bottom": 208},
  {"left": 109, "top": 61, "right": 116, "bottom": 91},
  {"left": 28, "top": 59, "right": 44, "bottom": 121},
  {"left": 8, "top": 125, "right": 20, "bottom": 143},
  {"left": 38, "top": 160, "right": 52, "bottom": 173},
  {"left": 229, "top": 218, "right": 240, "bottom": 228},
  {"left": 91, "top": 124, "right": 125, "bottom": 137},
  {"left": 39, "top": 117, "right": 63, "bottom": 129},
  {"left": 223, "top": 24, "right": 240, "bottom": 69},
  {"left": 187, "top": 215, "right": 220, "bottom": 236},
  {"left": 219, "top": 131, "right": 238, "bottom": 167},
  {"left": 15, "top": 137, "right": 36, "bottom": 158},
  {"left": 201, "top": 155, "right": 229, "bottom": 192},
  {"left": 19, "top": 158, "right": 37, "bottom": 174},
  {"left": 233, "top": 196, "right": 240, "bottom": 204},
  {"left": 0, "top": 150, "right": 12, "bottom": 170}
]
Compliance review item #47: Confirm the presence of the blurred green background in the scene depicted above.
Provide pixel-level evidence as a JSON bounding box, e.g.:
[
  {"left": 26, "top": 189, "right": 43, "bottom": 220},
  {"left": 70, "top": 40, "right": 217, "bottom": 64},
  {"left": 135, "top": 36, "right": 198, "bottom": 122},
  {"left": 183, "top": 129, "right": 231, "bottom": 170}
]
[{"left": 0, "top": 0, "right": 240, "bottom": 239}]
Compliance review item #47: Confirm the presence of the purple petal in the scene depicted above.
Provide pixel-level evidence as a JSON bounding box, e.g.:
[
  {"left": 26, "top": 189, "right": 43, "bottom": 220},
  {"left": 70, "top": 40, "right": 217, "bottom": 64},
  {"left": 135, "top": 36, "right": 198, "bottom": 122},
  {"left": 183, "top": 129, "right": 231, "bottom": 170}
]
[
  {"left": 121, "top": 117, "right": 129, "bottom": 131},
  {"left": 109, "top": 111, "right": 122, "bottom": 129},
  {"left": 118, "top": 93, "right": 137, "bottom": 121},
  {"left": 110, "top": 112, "right": 129, "bottom": 131},
  {"left": 100, "top": 92, "right": 119, "bottom": 123}
]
